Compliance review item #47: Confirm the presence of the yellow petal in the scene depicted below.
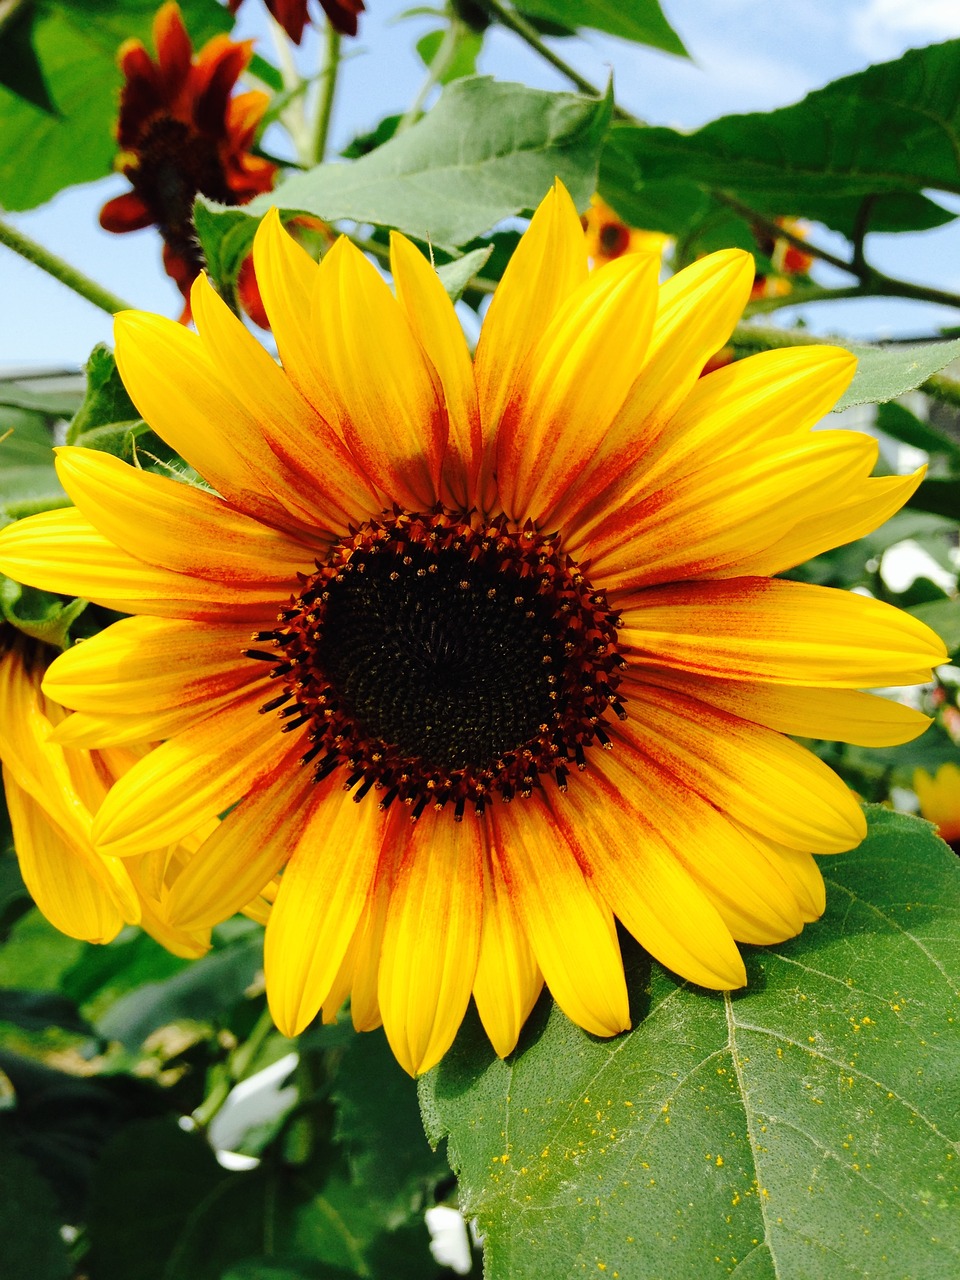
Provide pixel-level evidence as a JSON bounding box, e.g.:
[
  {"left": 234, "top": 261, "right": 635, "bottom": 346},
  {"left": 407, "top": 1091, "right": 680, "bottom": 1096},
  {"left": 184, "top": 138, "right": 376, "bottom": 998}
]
[
  {"left": 474, "top": 180, "right": 588, "bottom": 510},
  {"left": 550, "top": 249, "right": 754, "bottom": 533},
  {"left": 631, "top": 668, "right": 931, "bottom": 747},
  {"left": 252, "top": 208, "right": 335, "bottom": 420},
  {"left": 92, "top": 684, "right": 287, "bottom": 855},
  {"left": 632, "top": 344, "right": 857, "bottom": 496},
  {"left": 473, "top": 837, "right": 543, "bottom": 1059},
  {"left": 548, "top": 769, "right": 748, "bottom": 988},
  {"left": 390, "top": 232, "right": 481, "bottom": 510},
  {"left": 731, "top": 825, "right": 826, "bottom": 923},
  {"left": 3, "top": 768, "right": 130, "bottom": 943},
  {"left": 165, "top": 747, "right": 319, "bottom": 931},
  {"left": 0, "top": 508, "right": 283, "bottom": 623},
  {"left": 191, "top": 272, "right": 377, "bottom": 532},
  {"left": 349, "top": 853, "right": 394, "bottom": 1033},
  {"left": 739, "top": 469, "right": 926, "bottom": 576},
  {"left": 490, "top": 793, "right": 630, "bottom": 1038},
  {"left": 378, "top": 815, "right": 482, "bottom": 1076},
  {"left": 265, "top": 786, "right": 387, "bottom": 1037},
  {"left": 620, "top": 578, "right": 948, "bottom": 687},
  {"left": 590, "top": 743, "right": 805, "bottom": 946},
  {"left": 44, "top": 616, "right": 258, "bottom": 715},
  {"left": 612, "top": 687, "right": 866, "bottom": 853},
  {"left": 54, "top": 447, "right": 313, "bottom": 583},
  {"left": 496, "top": 251, "right": 660, "bottom": 525},
  {"left": 581, "top": 429, "right": 878, "bottom": 588},
  {"left": 115, "top": 309, "right": 321, "bottom": 534},
  {"left": 311, "top": 237, "right": 446, "bottom": 510}
]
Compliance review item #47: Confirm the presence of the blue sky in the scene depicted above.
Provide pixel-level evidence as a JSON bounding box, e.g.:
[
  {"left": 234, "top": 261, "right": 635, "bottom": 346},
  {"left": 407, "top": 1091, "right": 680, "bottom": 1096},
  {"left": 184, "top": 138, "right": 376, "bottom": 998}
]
[{"left": 3, "top": 0, "right": 960, "bottom": 368}]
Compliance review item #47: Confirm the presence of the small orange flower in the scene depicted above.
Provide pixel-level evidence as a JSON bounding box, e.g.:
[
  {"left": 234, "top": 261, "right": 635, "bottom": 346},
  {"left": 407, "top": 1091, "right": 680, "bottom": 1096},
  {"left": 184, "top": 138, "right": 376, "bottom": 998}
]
[
  {"left": 228, "top": 0, "right": 364, "bottom": 43},
  {"left": 582, "top": 196, "right": 669, "bottom": 268},
  {"left": 100, "top": 2, "right": 277, "bottom": 321}
]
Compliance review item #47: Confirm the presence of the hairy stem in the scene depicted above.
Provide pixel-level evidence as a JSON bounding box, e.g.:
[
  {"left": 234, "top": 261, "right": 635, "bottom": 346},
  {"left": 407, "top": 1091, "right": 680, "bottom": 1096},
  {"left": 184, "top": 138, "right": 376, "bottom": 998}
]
[
  {"left": 0, "top": 216, "right": 133, "bottom": 315},
  {"left": 398, "top": 16, "right": 462, "bottom": 132}
]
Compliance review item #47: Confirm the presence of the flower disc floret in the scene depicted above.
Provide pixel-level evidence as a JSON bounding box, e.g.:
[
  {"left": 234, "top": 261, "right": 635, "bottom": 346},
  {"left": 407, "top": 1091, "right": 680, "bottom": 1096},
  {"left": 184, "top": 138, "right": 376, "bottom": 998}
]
[{"left": 250, "top": 509, "right": 625, "bottom": 820}]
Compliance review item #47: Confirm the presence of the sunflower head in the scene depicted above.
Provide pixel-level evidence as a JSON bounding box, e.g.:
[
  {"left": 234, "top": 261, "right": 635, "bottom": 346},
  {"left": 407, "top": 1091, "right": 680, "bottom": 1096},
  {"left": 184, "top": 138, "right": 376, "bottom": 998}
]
[
  {"left": 0, "top": 182, "right": 947, "bottom": 1075},
  {"left": 99, "top": 2, "right": 276, "bottom": 318}
]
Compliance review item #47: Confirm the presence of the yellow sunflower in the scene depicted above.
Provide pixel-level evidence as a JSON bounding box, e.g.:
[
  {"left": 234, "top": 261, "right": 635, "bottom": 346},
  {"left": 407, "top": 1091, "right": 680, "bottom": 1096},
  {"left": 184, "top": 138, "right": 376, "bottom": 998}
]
[
  {"left": 914, "top": 763, "right": 960, "bottom": 850},
  {"left": 0, "top": 182, "right": 946, "bottom": 1075},
  {"left": 0, "top": 629, "right": 213, "bottom": 956}
]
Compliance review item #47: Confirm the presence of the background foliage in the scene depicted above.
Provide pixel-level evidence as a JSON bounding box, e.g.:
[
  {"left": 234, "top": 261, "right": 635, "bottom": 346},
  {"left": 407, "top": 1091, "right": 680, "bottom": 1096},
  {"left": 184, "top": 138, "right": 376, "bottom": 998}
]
[{"left": 0, "top": 0, "right": 959, "bottom": 1276}]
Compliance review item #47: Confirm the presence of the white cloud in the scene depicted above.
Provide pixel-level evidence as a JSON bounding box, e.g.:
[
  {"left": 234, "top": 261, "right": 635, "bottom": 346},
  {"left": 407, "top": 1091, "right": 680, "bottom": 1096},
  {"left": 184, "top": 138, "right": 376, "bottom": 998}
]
[{"left": 850, "top": 0, "right": 960, "bottom": 60}]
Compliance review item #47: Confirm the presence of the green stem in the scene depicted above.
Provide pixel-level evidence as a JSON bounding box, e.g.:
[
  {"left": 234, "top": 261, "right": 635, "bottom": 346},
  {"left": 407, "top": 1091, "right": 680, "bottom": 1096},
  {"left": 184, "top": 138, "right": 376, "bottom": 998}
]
[
  {"left": 397, "top": 17, "right": 461, "bottom": 133},
  {"left": 478, "top": 0, "right": 633, "bottom": 118},
  {"left": 0, "top": 216, "right": 133, "bottom": 315},
  {"left": 744, "top": 283, "right": 867, "bottom": 316},
  {"left": 718, "top": 192, "right": 960, "bottom": 312},
  {"left": 309, "top": 21, "right": 341, "bottom": 166}
]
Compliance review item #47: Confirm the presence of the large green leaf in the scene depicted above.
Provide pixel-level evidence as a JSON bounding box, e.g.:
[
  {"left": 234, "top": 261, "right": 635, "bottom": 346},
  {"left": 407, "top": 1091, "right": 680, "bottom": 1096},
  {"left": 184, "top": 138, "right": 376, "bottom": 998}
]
[
  {"left": 0, "top": 1133, "right": 72, "bottom": 1280},
  {"left": 513, "top": 0, "right": 686, "bottom": 56},
  {"left": 607, "top": 40, "right": 960, "bottom": 226},
  {"left": 96, "top": 930, "right": 264, "bottom": 1049},
  {"left": 197, "top": 77, "right": 612, "bottom": 266},
  {"left": 85, "top": 1117, "right": 230, "bottom": 1280},
  {"left": 837, "top": 339, "right": 960, "bottom": 411},
  {"left": 420, "top": 808, "right": 960, "bottom": 1279},
  {"left": 601, "top": 123, "right": 957, "bottom": 243},
  {"left": 0, "top": 0, "right": 231, "bottom": 211}
]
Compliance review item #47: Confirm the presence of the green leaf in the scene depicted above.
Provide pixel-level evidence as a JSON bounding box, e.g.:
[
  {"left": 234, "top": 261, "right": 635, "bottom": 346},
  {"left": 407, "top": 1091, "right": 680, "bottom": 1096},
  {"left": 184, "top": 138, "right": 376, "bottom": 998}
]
[
  {"left": 67, "top": 344, "right": 139, "bottom": 443},
  {"left": 96, "top": 931, "right": 263, "bottom": 1049},
  {"left": 513, "top": 0, "right": 686, "bottom": 56},
  {"left": 435, "top": 245, "right": 493, "bottom": 301},
  {"left": 197, "top": 77, "right": 612, "bottom": 262},
  {"left": 876, "top": 401, "right": 960, "bottom": 465},
  {"left": 416, "top": 27, "right": 483, "bottom": 84},
  {"left": 600, "top": 128, "right": 956, "bottom": 245},
  {"left": 0, "top": 989, "right": 92, "bottom": 1036},
  {"left": 332, "top": 1029, "right": 449, "bottom": 1217},
  {"left": 835, "top": 339, "right": 960, "bottom": 411},
  {"left": 0, "top": 0, "right": 232, "bottom": 211},
  {"left": 0, "top": 379, "right": 82, "bottom": 417},
  {"left": 0, "top": 3, "right": 58, "bottom": 114},
  {"left": 0, "top": 1132, "right": 72, "bottom": 1280},
  {"left": 421, "top": 808, "right": 960, "bottom": 1279},
  {"left": 86, "top": 1117, "right": 230, "bottom": 1280},
  {"left": 906, "top": 478, "right": 960, "bottom": 521},
  {"left": 908, "top": 597, "right": 960, "bottom": 656},
  {"left": 0, "top": 579, "right": 87, "bottom": 650},
  {"left": 605, "top": 41, "right": 960, "bottom": 210},
  {"left": 0, "top": 909, "right": 84, "bottom": 991}
]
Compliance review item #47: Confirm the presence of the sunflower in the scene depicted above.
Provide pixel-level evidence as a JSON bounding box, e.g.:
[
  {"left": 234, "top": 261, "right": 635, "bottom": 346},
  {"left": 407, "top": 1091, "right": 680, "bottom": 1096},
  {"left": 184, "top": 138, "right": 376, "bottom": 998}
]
[
  {"left": 0, "top": 183, "right": 946, "bottom": 1075},
  {"left": 99, "top": 2, "right": 276, "bottom": 321},
  {"left": 0, "top": 629, "right": 214, "bottom": 957},
  {"left": 914, "top": 763, "right": 960, "bottom": 852},
  {"left": 582, "top": 194, "right": 669, "bottom": 267}
]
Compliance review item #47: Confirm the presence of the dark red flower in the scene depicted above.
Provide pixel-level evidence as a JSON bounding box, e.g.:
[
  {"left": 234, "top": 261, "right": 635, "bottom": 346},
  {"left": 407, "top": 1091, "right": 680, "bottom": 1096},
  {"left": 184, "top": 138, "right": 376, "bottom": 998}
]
[
  {"left": 228, "top": 0, "right": 364, "bottom": 44},
  {"left": 100, "top": 2, "right": 277, "bottom": 321}
]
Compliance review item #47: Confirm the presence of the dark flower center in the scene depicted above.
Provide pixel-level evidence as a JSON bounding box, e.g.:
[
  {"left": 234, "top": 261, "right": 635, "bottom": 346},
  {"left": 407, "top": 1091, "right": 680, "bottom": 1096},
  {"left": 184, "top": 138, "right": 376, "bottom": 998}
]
[
  {"left": 598, "top": 221, "right": 631, "bottom": 257},
  {"left": 247, "top": 511, "right": 626, "bottom": 820},
  {"left": 127, "top": 116, "right": 236, "bottom": 272}
]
